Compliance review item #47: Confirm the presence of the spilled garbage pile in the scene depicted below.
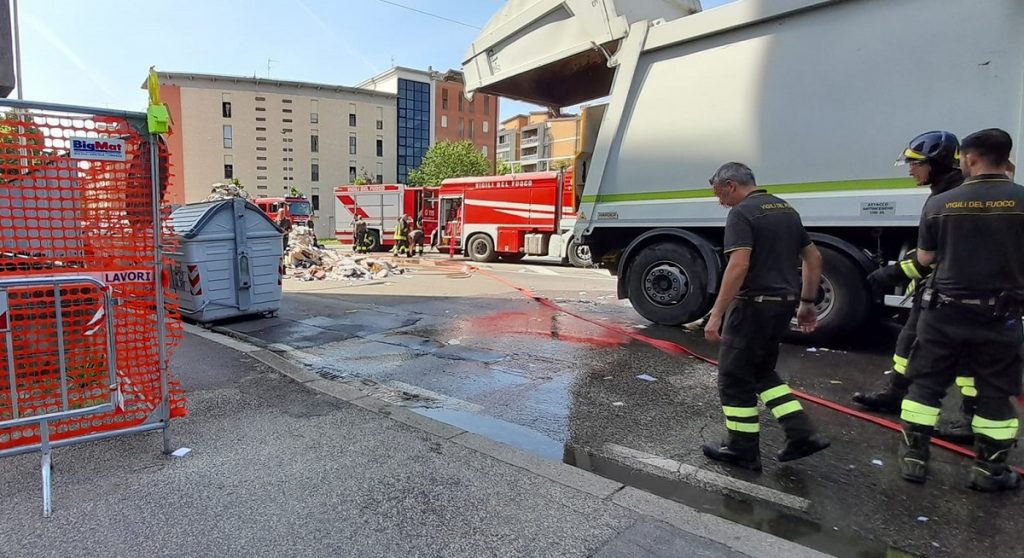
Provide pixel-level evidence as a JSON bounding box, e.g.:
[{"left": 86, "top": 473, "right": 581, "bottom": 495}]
[
  {"left": 284, "top": 226, "right": 407, "bottom": 282},
  {"left": 205, "top": 181, "right": 252, "bottom": 201}
]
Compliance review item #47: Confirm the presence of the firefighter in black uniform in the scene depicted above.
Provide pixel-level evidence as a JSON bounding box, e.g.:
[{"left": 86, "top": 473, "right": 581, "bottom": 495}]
[
  {"left": 702, "top": 162, "right": 831, "bottom": 471},
  {"left": 854, "top": 131, "right": 977, "bottom": 442},
  {"left": 899, "top": 129, "right": 1024, "bottom": 492},
  {"left": 353, "top": 215, "right": 369, "bottom": 254}
]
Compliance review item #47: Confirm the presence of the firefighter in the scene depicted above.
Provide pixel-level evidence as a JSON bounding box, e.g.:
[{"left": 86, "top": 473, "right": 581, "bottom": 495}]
[
  {"left": 853, "top": 131, "right": 977, "bottom": 442},
  {"left": 409, "top": 213, "right": 425, "bottom": 257},
  {"left": 276, "top": 213, "right": 292, "bottom": 254},
  {"left": 702, "top": 162, "right": 830, "bottom": 471},
  {"left": 392, "top": 215, "right": 409, "bottom": 256},
  {"left": 899, "top": 129, "right": 1024, "bottom": 492},
  {"left": 353, "top": 215, "right": 369, "bottom": 254}
]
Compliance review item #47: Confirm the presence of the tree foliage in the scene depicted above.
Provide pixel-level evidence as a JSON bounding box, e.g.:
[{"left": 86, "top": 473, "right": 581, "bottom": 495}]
[
  {"left": 549, "top": 159, "right": 572, "bottom": 171},
  {"left": 407, "top": 140, "right": 490, "bottom": 186},
  {"left": 496, "top": 160, "right": 522, "bottom": 175},
  {"left": 1, "top": 112, "right": 45, "bottom": 183}
]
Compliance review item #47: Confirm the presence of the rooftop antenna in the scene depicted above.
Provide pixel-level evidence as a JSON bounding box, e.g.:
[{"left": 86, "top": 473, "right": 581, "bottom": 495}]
[{"left": 267, "top": 58, "right": 278, "bottom": 78}]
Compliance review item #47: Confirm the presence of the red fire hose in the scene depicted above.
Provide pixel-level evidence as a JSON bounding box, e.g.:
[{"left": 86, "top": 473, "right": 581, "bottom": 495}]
[{"left": 441, "top": 260, "right": 1023, "bottom": 474}]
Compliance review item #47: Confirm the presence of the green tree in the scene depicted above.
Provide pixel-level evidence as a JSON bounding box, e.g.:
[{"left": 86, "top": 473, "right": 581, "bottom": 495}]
[
  {"left": 353, "top": 168, "right": 375, "bottom": 185},
  {"left": 549, "top": 159, "right": 572, "bottom": 171},
  {"left": 1, "top": 112, "right": 45, "bottom": 183},
  {"left": 407, "top": 140, "right": 490, "bottom": 186},
  {"left": 496, "top": 160, "right": 522, "bottom": 175}
]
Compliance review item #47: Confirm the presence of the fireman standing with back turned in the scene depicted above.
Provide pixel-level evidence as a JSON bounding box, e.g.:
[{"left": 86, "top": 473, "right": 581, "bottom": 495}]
[
  {"left": 702, "top": 162, "right": 831, "bottom": 471},
  {"left": 854, "top": 131, "right": 977, "bottom": 443},
  {"left": 899, "top": 129, "right": 1024, "bottom": 492}
]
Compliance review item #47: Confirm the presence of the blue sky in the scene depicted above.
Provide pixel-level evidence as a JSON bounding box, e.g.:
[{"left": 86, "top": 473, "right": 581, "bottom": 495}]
[{"left": 17, "top": 0, "right": 735, "bottom": 119}]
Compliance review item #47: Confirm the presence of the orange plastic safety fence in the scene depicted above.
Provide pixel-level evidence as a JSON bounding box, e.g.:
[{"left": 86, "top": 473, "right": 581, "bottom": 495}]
[{"left": 0, "top": 106, "right": 185, "bottom": 451}]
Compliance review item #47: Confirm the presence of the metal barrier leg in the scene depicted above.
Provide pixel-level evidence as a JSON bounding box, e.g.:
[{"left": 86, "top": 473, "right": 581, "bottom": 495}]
[
  {"left": 162, "top": 419, "right": 173, "bottom": 455},
  {"left": 40, "top": 422, "right": 52, "bottom": 518}
]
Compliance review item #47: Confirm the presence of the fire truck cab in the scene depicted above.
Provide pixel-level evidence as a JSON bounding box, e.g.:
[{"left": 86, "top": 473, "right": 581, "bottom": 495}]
[
  {"left": 254, "top": 196, "right": 313, "bottom": 229},
  {"left": 334, "top": 183, "right": 438, "bottom": 252},
  {"left": 438, "top": 171, "right": 591, "bottom": 266}
]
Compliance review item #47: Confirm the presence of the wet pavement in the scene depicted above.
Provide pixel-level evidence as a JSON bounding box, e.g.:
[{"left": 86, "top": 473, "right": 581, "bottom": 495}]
[{"left": 216, "top": 259, "right": 1024, "bottom": 558}]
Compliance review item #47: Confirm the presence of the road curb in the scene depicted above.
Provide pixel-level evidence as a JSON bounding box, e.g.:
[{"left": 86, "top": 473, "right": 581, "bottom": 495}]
[{"left": 185, "top": 324, "right": 831, "bottom": 558}]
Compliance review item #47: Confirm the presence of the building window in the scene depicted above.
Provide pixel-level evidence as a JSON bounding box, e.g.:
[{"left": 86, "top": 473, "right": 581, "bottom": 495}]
[
  {"left": 257, "top": 185, "right": 268, "bottom": 190},
  {"left": 349, "top": 113, "right": 357, "bottom": 127},
  {"left": 469, "top": 99, "right": 475, "bottom": 113},
  {"left": 256, "top": 117, "right": 266, "bottom": 122},
  {"left": 458, "top": 94, "right": 464, "bottom": 112},
  {"left": 349, "top": 135, "right": 357, "bottom": 155},
  {"left": 482, "top": 146, "right": 488, "bottom": 158},
  {"left": 397, "top": 78, "right": 431, "bottom": 183},
  {"left": 222, "top": 102, "right": 232, "bottom": 118},
  {"left": 283, "top": 118, "right": 293, "bottom": 123},
  {"left": 282, "top": 99, "right": 293, "bottom": 104},
  {"left": 311, "top": 159, "right": 320, "bottom": 182},
  {"left": 376, "top": 162, "right": 384, "bottom": 185},
  {"left": 498, "top": 134, "right": 508, "bottom": 145},
  {"left": 483, "top": 95, "right": 490, "bottom": 116},
  {"left": 349, "top": 166, "right": 357, "bottom": 182},
  {"left": 441, "top": 115, "right": 448, "bottom": 128},
  {"left": 376, "top": 138, "right": 383, "bottom": 157},
  {"left": 255, "top": 107, "right": 266, "bottom": 112},
  {"left": 469, "top": 119, "right": 475, "bottom": 140},
  {"left": 311, "top": 194, "right": 320, "bottom": 211},
  {"left": 255, "top": 96, "right": 266, "bottom": 101},
  {"left": 223, "top": 155, "right": 233, "bottom": 179},
  {"left": 282, "top": 108, "right": 292, "bottom": 114},
  {"left": 257, "top": 156, "right": 267, "bottom": 161},
  {"left": 376, "top": 106, "right": 384, "bottom": 130},
  {"left": 222, "top": 125, "right": 232, "bottom": 148},
  {"left": 257, "top": 166, "right": 267, "bottom": 171},
  {"left": 257, "top": 175, "right": 268, "bottom": 180},
  {"left": 458, "top": 118, "right": 464, "bottom": 138},
  {"left": 256, "top": 127, "right": 266, "bottom": 132},
  {"left": 442, "top": 88, "right": 449, "bottom": 110},
  {"left": 311, "top": 99, "right": 319, "bottom": 123},
  {"left": 310, "top": 133, "right": 319, "bottom": 153},
  {"left": 482, "top": 120, "right": 489, "bottom": 134}
]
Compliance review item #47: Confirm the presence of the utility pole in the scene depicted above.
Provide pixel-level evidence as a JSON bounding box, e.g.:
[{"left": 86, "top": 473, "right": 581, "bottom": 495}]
[
  {"left": 266, "top": 58, "right": 278, "bottom": 78},
  {"left": 12, "top": 0, "right": 22, "bottom": 99}
]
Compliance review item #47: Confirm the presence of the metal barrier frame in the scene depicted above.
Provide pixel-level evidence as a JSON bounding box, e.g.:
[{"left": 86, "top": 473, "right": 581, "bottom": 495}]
[{"left": 0, "top": 99, "right": 173, "bottom": 517}]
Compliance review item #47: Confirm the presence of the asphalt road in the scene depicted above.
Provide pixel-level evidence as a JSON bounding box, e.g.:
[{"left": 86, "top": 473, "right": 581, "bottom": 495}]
[{"left": 221, "top": 255, "right": 1024, "bottom": 558}]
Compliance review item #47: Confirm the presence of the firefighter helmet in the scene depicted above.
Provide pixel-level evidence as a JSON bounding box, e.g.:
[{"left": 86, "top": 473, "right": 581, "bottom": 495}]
[{"left": 895, "top": 131, "right": 960, "bottom": 168}]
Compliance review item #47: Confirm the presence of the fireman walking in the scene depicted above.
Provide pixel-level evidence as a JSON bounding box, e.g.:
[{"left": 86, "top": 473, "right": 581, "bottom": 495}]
[
  {"left": 898, "top": 129, "right": 1024, "bottom": 492},
  {"left": 702, "top": 162, "right": 830, "bottom": 471},
  {"left": 854, "top": 131, "right": 977, "bottom": 442},
  {"left": 353, "top": 215, "right": 369, "bottom": 254},
  {"left": 392, "top": 215, "right": 410, "bottom": 256}
]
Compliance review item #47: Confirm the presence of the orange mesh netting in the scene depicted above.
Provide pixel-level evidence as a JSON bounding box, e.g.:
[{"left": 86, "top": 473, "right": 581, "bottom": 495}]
[{"left": 0, "top": 106, "right": 185, "bottom": 451}]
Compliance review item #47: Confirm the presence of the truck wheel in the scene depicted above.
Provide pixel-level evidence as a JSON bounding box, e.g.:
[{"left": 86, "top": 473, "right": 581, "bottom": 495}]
[
  {"left": 791, "top": 246, "right": 869, "bottom": 345},
  {"left": 468, "top": 234, "right": 498, "bottom": 263},
  {"left": 567, "top": 237, "right": 593, "bottom": 268},
  {"left": 498, "top": 253, "right": 526, "bottom": 262},
  {"left": 627, "top": 242, "right": 709, "bottom": 326},
  {"left": 365, "top": 231, "right": 381, "bottom": 252}
]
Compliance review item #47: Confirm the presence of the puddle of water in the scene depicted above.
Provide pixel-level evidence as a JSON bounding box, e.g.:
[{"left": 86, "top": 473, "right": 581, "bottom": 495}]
[
  {"left": 563, "top": 444, "right": 916, "bottom": 558},
  {"left": 457, "top": 308, "right": 631, "bottom": 348},
  {"left": 412, "top": 407, "right": 564, "bottom": 461}
]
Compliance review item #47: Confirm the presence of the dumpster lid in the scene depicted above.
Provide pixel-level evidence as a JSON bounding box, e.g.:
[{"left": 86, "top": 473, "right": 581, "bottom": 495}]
[{"left": 168, "top": 199, "right": 281, "bottom": 239}]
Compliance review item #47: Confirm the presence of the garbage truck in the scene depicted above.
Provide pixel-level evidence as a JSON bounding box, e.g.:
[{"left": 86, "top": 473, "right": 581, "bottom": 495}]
[{"left": 462, "top": 0, "right": 1024, "bottom": 342}]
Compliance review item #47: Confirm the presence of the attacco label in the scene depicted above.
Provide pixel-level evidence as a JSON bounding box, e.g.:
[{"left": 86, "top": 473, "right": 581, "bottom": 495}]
[{"left": 69, "top": 137, "right": 127, "bottom": 161}]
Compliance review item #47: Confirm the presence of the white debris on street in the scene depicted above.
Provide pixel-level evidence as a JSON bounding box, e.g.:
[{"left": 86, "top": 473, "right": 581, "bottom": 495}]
[{"left": 284, "top": 226, "right": 408, "bottom": 282}]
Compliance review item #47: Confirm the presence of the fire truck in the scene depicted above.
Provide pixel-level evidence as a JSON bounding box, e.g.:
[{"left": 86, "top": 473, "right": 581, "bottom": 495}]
[
  {"left": 254, "top": 196, "right": 313, "bottom": 229},
  {"left": 437, "top": 171, "right": 592, "bottom": 266},
  {"left": 334, "top": 183, "right": 437, "bottom": 251}
]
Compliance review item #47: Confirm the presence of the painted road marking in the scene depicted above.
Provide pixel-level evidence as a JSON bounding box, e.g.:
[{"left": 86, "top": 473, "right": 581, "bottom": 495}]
[{"left": 602, "top": 443, "right": 811, "bottom": 512}]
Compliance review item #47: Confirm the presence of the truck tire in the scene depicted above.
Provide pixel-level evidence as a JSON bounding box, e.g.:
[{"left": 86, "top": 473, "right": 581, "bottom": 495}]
[
  {"left": 791, "top": 246, "right": 870, "bottom": 345},
  {"left": 627, "top": 242, "right": 710, "bottom": 326},
  {"left": 567, "top": 237, "right": 593, "bottom": 268},
  {"left": 468, "top": 234, "right": 498, "bottom": 263},
  {"left": 498, "top": 253, "right": 526, "bottom": 262},
  {"left": 366, "top": 231, "right": 381, "bottom": 252}
]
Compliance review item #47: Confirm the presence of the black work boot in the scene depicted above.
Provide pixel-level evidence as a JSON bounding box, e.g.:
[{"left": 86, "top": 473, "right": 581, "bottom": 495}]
[
  {"left": 899, "top": 426, "right": 932, "bottom": 484},
  {"left": 776, "top": 412, "right": 831, "bottom": 462},
  {"left": 702, "top": 435, "right": 762, "bottom": 471},
  {"left": 969, "top": 438, "right": 1021, "bottom": 493},
  {"left": 852, "top": 373, "right": 910, "bottom": 414}
]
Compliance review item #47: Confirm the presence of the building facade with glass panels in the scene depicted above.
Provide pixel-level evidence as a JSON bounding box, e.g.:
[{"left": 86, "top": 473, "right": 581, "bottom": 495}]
[{"left": 397, "top": 78, "right": 431, "bottom": 183}]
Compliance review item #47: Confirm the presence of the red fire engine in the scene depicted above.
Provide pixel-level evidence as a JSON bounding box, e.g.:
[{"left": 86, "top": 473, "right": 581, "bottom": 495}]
[
  {"left": 254, "top": 196, "right": 313, "bottom": 229},
  {"left": 334, "top": 184, "right": 438, "bottom": 251},
  {"left": 437, "top": 171, "right": 591, "bottom": 267}
]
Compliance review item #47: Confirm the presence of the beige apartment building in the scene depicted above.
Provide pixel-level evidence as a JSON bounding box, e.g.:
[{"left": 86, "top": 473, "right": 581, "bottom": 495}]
[
  {"left": 155, "top": 72, "right": 398, "bottom": 238},
  {"left": 497, "top": 111, "right": 580, "bottom": 173}
]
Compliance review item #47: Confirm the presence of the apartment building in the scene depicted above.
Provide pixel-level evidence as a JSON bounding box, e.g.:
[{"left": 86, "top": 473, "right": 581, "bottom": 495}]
[
  {"left": 358, "top": 67, "right": 498, "bottom": 181},
  {"left": 499, "top": 111, "right": 580, "bottom": 173},
  {"left": 155, "top": 72, "right": 397, "bottom": 238}
]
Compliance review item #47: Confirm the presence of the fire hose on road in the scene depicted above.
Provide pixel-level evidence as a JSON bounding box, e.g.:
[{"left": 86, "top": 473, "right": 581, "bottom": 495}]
[{"left": 437, "top": 259, "right": 1024, "bottom": 475}]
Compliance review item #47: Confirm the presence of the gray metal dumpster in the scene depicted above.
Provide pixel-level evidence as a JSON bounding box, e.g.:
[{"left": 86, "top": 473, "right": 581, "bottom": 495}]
[{"left": 167, "top": 198, "right": 283, "bottom": 323}]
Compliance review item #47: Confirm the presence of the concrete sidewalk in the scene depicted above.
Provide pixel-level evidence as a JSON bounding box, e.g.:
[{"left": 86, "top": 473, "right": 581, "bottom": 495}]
[{"left": 0, "top": 329, "right": 827, "bottom": 558}]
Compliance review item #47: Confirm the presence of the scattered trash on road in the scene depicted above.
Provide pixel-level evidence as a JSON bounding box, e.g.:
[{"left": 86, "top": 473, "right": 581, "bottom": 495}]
[
  {"left": 171, "top": 447, "right": 192, "bottom": 458},
  {"left": 830, "top": 380, "right": 843, "bottom": 384},
  {"left": 612, "top": 401, "right": 626, "bottom": 407},
  {"left": 284, "top": 227, "right": 408, "bottom": 281},
  {"left": 636, "top": 374, "right": 657, "bottom": 382},
  {"left": 917, "top": 516, "right": 929, "bottom": 523},
  {"left": 871, "top": 459, "right": 884, "bottom": 467},
  {"left": 447, "top": 339, "right": 461, "bottom": 345},
  {"left": 806, "top": 347, "right": 818, "bottom": 353},
  {"left": 603, "top": 376, "right": 613, "bottom": 380}
]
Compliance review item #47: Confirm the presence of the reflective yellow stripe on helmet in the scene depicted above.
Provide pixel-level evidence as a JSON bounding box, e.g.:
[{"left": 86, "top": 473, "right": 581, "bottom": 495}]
[{"left": 903, "top": 148, "right": 926, "bottom": 161}]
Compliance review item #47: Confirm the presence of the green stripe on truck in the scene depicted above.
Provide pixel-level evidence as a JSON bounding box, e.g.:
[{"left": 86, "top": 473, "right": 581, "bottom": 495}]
[{"left": 579, "top": 178, "right": 918, "bottom": 204}]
